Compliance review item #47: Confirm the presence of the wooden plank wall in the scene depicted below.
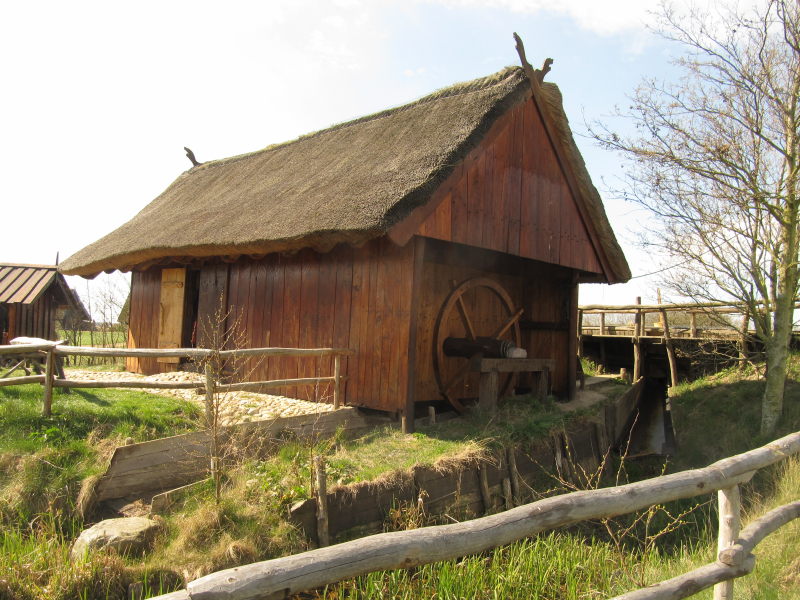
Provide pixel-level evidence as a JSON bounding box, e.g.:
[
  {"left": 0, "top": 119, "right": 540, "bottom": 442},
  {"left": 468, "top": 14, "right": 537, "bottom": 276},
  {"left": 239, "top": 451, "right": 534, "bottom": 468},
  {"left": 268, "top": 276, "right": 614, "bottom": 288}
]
[
  {"left": 126, "top": 269, "right": 164, "bottom": 374},
  {"left": 524, "top": 269, "right": 572, "bottom": 395},
  {"left": 9, "top": 294, "right": 57, "bottom": 341},
  {"left": 417, "top": 98, "right": 601, "bottom": 276},
  {"left": 172, "top": 238, "right": 415, "bottom": 413}
]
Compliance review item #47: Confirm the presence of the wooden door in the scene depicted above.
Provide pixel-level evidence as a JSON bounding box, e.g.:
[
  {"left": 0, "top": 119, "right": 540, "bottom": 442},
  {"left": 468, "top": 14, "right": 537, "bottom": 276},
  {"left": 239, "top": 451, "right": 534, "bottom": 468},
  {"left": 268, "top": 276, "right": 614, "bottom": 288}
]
[{"left": 157, "top": 268, "right": 186, "bottom": 364}]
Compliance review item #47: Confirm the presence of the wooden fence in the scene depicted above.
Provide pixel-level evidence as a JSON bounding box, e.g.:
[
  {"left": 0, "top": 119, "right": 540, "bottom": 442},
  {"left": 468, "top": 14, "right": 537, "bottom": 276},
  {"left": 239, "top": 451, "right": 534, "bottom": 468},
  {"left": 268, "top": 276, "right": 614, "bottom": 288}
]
[
  {"left": 151, "top": 431, "right": 800, "bottom": 600},
  {"left": 0, "top": 340, "right": 354, "bottom": 416}
]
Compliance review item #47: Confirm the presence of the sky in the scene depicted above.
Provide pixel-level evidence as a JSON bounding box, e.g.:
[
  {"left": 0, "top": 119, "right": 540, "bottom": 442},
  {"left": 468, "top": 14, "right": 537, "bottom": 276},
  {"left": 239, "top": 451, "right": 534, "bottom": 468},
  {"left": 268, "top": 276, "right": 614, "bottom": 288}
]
[{"left": 1, "top": 0, "right": 715, "bottom": 308}]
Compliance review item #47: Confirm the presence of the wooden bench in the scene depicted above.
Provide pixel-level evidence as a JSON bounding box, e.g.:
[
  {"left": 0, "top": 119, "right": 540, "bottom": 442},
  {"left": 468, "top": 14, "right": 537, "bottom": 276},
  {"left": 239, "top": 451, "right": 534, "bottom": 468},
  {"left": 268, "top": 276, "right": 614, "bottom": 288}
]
[{"left": 470, "top": 357, "right": 555, "bottom": 412}]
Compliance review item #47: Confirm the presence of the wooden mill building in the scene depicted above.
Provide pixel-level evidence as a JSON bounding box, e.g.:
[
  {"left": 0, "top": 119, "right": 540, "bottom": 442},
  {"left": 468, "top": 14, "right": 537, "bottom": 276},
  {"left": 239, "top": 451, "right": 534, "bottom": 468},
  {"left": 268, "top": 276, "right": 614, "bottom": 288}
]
[
  {"left": 61, "top": 66, "right": 630, "bottom": 421},
  {"left": 0, "top": 263, "right": 89, "bottom": 344}
]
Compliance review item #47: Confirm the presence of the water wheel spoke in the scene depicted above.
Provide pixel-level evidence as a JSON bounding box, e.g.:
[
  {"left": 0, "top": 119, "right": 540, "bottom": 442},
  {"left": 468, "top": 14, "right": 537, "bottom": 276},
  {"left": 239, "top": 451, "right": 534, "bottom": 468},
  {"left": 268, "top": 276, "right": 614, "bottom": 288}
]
[
  {"left": 491, "top": 307, "right": 524, "bottom": 339},
  {"left": 455, "top": 295, "right": 476, "bottom": 340}
]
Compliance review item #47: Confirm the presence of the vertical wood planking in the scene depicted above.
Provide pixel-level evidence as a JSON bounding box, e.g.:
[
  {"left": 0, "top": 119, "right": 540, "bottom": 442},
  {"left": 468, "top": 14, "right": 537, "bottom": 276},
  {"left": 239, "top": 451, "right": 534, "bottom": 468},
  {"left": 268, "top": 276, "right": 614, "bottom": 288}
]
[
  {"left": 507, "top": 105, "right": 523, "bottom": 256},
  {"left": 520, "top": 100, "right": 536, "bottom": 259},
  {"left": 299, "top": 252, "right": 321, "bottom": 401},
  {"left": 268, "top": 257, "right": 286, "bottom": 388},
  {"left": 282, "top": 260, "right": 302, "bottom": 398},
  {"left": 366, "top": 242, "right": 381, "bottom": 408},
  {"left": 332, "top": 248, "right": 354, "bottom": 402},
  {"left": 347, "top": 248, "right": 367, "bottom": 407},
  {"left": 316, "top": 255, "right": 337, "bottom": 401}
]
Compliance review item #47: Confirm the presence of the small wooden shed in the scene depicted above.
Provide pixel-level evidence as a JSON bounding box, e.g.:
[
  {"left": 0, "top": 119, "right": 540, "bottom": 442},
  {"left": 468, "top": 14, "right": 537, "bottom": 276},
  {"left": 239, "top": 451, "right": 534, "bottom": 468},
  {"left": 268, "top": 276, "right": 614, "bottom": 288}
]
[
  {"left": 0, "top": 263, "right": 89, "bottom": 344},
  {"left": 61, "top": 66, "right": 630, "bottom": 420}
]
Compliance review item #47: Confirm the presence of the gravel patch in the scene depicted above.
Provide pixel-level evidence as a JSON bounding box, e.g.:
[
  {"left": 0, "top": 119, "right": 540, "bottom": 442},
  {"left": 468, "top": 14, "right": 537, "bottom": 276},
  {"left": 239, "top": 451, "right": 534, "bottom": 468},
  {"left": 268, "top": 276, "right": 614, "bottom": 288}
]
[{"left": 65, "top": 370, "right": 336, "bottom": 426}]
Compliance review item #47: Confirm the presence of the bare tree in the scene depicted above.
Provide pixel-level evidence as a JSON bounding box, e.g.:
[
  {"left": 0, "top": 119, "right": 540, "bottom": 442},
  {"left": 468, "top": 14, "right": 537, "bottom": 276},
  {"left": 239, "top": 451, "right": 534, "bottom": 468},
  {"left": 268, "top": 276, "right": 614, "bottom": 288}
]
[{"left": 593, "top": 0, "right": 800, "bottom": 435}]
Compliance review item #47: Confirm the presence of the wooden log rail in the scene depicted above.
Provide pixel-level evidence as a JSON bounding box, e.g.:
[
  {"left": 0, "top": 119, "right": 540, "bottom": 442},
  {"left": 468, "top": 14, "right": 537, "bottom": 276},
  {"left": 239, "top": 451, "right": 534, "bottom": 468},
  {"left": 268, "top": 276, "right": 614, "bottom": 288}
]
[
  {"left": 150, "top": 431, "right": 800, "bottom": 600},
  {"left": 0, "top": 340, "right": 354, "bottom": 415}
]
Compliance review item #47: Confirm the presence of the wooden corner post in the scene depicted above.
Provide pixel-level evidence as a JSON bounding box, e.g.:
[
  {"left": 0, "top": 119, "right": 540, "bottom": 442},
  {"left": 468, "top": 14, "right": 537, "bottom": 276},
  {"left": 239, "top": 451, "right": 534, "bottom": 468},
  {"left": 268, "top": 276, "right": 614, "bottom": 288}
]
[
  {"left": 714, "top": 485, "right": 741, "bottom": 600},
  {"left": 42, "top": 347, "right": 55, "bottom": 417}
]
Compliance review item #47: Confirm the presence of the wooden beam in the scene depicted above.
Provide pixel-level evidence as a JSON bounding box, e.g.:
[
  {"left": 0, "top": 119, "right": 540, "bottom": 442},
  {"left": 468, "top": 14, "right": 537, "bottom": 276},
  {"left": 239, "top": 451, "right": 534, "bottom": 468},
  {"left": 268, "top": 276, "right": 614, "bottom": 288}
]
[
  {"left": 660, "top": 308, "right": 679, "bottom": 389},
  {"left": 0, "top": 374, "right": 46, "bottom": 387}
]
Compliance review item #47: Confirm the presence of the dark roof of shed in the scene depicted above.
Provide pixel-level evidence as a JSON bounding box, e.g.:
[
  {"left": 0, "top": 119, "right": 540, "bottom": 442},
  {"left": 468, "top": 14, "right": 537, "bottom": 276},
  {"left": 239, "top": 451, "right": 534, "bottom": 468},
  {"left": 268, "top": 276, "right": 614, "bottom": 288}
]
[
  {"left": 0, "top": 263, "right": 86, "bottom": 310},
  {"left": 0, "top": 264, "right": 60, "bottom": 304},
  {"left": 60, "top": 67, "right": 630, "bottom": 282}
]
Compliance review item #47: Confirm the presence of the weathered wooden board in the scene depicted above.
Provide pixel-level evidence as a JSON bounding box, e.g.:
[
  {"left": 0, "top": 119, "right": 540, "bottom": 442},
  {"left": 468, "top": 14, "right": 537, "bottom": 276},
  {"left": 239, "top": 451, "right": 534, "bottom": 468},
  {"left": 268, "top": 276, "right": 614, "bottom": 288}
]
[
  {"left": 94, "top": 410, "right": 393, "bottom": 502},
  {"left": 327, "top": 478, "right": 416, "bottom": 538}
]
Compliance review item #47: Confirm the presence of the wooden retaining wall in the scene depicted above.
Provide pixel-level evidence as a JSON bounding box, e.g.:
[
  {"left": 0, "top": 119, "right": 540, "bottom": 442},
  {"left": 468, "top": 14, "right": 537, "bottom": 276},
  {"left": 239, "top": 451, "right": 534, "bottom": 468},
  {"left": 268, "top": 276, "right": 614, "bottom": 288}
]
[
  {"left": 94, "top": 408, "right": 392, "bottom": 502},
  {"left": 290, "top": 378, "right": 647, "bottom": 544}
]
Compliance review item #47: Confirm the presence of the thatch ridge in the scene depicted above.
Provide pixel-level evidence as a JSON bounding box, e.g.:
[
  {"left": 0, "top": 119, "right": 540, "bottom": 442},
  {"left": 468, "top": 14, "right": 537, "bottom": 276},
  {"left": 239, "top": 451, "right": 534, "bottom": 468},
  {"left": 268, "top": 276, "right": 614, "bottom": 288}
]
[{"left": 185, "top": 68, "right": 524, "bottom": 177}]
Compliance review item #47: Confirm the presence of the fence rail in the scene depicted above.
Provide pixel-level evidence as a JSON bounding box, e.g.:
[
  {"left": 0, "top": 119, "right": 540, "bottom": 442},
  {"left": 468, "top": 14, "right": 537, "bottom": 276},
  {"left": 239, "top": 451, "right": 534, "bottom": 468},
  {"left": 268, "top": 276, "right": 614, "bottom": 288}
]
[
  {"left": 149, "top": 431, "right": 800, "bottom": 600},
  {"left": 0, "top": 339, "right": 354, "bottom": 414}
]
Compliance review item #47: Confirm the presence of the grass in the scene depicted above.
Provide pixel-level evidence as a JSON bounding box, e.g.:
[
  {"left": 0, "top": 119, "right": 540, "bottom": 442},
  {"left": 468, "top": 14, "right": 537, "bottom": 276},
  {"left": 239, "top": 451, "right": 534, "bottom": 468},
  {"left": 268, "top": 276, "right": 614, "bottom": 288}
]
[
  {"left": 0, "top": 382, "right": 201, "bottom": 531},
  {"left": 316, "top": 358, "right": 800, "bottom": 600},
  {"left": 6, "top": 355, "right": 799, "bottom": 600}
]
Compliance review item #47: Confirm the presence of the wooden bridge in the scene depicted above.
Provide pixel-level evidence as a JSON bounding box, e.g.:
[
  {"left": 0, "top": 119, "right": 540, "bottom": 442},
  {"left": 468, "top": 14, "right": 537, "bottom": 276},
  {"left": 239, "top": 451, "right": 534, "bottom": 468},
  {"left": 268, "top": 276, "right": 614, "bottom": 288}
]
[{"left": 577, "top": 299, "right": 800, "bottom": 389}]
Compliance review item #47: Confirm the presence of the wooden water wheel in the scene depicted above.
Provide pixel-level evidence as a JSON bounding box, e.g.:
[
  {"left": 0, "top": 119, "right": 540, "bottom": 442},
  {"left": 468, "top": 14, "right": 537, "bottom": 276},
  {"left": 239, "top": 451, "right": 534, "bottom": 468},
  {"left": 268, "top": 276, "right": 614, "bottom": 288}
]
[{"left": 433, "top": 277, "right": 523, "bottom": 413}]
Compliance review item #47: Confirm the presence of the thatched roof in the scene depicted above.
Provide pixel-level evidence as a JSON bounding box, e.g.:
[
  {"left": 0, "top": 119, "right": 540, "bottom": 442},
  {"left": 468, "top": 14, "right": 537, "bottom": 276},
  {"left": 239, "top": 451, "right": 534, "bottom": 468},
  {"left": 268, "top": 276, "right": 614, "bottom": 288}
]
[{"left": 61, "top": 67, "right": 629, "bottom": 282}]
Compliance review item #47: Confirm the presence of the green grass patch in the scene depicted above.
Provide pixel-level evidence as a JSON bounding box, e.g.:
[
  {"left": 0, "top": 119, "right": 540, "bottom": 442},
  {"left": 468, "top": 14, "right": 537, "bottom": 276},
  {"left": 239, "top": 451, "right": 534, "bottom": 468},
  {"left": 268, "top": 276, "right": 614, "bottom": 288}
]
[{"left": 0, "top": 383, "right": 201, "bottom": 526}]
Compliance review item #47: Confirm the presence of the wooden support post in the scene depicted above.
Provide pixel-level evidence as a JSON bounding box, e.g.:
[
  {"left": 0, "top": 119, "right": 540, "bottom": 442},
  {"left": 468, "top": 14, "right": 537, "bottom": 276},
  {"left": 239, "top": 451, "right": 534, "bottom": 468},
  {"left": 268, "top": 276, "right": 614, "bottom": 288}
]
[
  {"left": 633, "top": 298, "right": 642, "bottom": 381},
  {"left": 568, "top": 275, "right": 579, "bottom": 401},
  {"left": 577, "top": 309, "right": 584, "bottom": 358},
  {"left": 660, "top": 308, "right": 679, "bottom": 390},
  {"left": 506, "top": 446, "right": 520, "bottom": 505},
  {"left": 427, "top": 405, "right": 436, "bottom": 425},
  {"left": 314, "top": 457, "right": 330, "bottom": 548},
  {"left": 478, "top": 464, "right": 492, "bottom": 515},
  {"left": 401, "top": 411, "right": 413, "bottom": 434},
  {"left": 537, "top": 367, "right": 550, "bottom": 400},
  {"left": 42, "top": 349, "right": 55, "bottom": 417},
  {"left": 713, "top": 485, "right": 741, "bottom": 600},
  {"left": 333, "top": 354, "right": 342, "bottom": 409},
  {"left": 690, "top": 312, "right": 698, "bottom": 338},
  {"left": 478, "top": 369, "right": 499, "bottom": 413},
  {"left": 599, "top": 312, "right": 606, "bottom": 335},
  {"left": 738, "top": 311, "right": 750, "bottom": 371}
]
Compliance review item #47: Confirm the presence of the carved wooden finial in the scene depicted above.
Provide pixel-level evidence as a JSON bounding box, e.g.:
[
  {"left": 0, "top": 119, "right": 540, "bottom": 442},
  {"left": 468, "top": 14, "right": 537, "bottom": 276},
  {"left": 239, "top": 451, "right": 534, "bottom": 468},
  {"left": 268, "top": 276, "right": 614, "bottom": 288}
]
[
  {"left": 184, "top": 146, "right": 202, "bottom": 167},
  {"left": 513, "top": 32, "right": 553, "bottom": 84}
]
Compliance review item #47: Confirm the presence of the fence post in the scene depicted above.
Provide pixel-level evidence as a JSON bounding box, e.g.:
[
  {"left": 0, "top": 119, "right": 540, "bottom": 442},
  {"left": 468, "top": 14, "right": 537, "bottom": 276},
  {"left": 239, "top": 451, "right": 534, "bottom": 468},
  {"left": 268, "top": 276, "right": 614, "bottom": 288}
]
[
  {"left": 633, "top": 298, "right": 642, "bottom": 381},
  {"left": 713, "top": 484, "right": 741, "bottom": 600},
  {"left": 314, "top": 456, "right": 330, "bottom": 547},
  {"left": 42, "top": 348, "right": 55, "bottom": 417},
  {"left": 333, "top": 354, "right": 341, "bottom": 409}
]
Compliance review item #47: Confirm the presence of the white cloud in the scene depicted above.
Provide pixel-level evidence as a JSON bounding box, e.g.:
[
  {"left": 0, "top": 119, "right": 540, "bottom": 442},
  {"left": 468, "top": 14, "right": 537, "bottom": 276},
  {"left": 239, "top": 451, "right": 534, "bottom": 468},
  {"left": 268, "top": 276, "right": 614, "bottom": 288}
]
[{"left": 429, "top": 0, "right": 659, "bottom": 35}]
